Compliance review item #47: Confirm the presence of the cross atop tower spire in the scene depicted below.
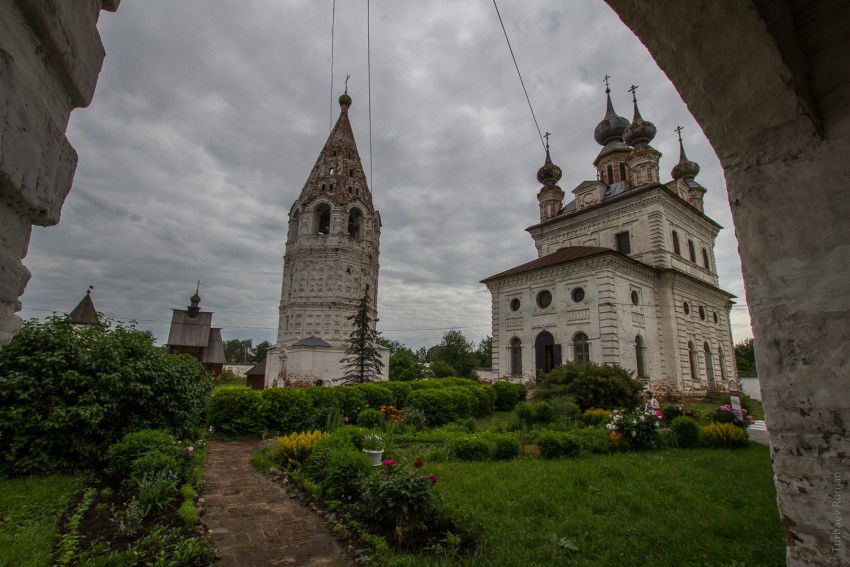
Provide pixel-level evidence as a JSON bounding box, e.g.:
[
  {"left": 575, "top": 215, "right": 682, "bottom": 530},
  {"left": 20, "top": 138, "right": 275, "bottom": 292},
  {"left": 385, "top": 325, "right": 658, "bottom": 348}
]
[
  {"left": 628, "top": 84, "right": 639, "bottom": 102},
  {"left": 543, "top": 131, "right": 551, "bottom": 150},
  {"left": 603, "top": 74, "right": 611, "bottom": 92},
  {"left": 674, "top": 125, "right": 684, "bottom": 142},
  {"left": 344, "top": 73, "right": 350, "bottom": 93}
]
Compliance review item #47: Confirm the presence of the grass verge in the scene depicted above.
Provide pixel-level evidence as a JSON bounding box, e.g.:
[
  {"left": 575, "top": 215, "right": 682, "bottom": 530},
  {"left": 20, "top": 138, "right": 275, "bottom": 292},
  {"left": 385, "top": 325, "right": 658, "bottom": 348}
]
[
  {"left": 375, "top": 445, "right": 784, "bottom": 566},
  {"left": 0, "top": 475, "right": 82, "bottom": 567}
]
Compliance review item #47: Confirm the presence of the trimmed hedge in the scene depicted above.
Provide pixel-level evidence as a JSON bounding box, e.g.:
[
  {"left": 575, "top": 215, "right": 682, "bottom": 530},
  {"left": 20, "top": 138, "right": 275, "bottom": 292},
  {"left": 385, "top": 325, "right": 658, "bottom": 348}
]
[
  {"left": 206, "top": 379, "right": 498, "bottom": 435},
  {"left": 537, "top": 431, "right": 581, "bottom": 459},
  {"left": 492, "top": 381, "right": 527, "bottom": 411},
  {"left": 206, "top": 387, "right": 265, "bottom": 436}
]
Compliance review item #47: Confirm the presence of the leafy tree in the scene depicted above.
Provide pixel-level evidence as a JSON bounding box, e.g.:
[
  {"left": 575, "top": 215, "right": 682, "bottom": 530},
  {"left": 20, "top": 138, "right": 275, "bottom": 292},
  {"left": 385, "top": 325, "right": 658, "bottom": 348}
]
[
  {"left": 428, "top": 329, "right": 478, "bottom": 378},
  {"left": 0, "top": 316, "right": 214, "bottom": 476},
  {"left": 375, "top": 336, "right": 405, "bottom": 356},
  {"left": 414, "top": 347, "right": 429, "bottom": 363},
  {"left": 429, "top": 359, "right": 457, "bottom": 378},
  {"left": 224, "top": 338, "right": 253, "bottom": 363},
  {"left": 340, "top": 285, "right": 384, "bottom": 384},
  {"left": 388, "top": 347, "right": 423, "bottom": 381},
  {"left": 476, "top": 336, "right": 492, "bottom": 368},
  {"left": 734, "top": 338, "right": 757, "bottom": 373},
  {"left": 253, "top": 340, "right": 272, "bottom": 363}
]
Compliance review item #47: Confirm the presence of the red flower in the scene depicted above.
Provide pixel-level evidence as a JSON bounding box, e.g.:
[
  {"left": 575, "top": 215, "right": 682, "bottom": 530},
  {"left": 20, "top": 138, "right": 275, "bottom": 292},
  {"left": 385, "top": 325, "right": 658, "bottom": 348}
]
[
  {"left": 429, "top": 474, "right": 438, "bottom": 485},
  {"left": 382, "top": 459, "right": 396, "bottom": 467},
  {"left": 414, "top": 460, "right": 424, "bottom": 468}
]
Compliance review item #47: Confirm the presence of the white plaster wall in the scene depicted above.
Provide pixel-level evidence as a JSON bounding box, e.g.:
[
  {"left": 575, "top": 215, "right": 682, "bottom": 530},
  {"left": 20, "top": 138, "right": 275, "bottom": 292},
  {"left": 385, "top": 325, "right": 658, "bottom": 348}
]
[{"left": 0, "top": 0, "right": 118, "bottom": 344}]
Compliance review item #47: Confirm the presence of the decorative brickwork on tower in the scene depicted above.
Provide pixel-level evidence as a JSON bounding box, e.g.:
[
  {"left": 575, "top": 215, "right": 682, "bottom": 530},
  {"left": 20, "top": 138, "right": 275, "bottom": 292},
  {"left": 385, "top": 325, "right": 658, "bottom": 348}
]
[{"left": 265, "top": 92, "right": 387, "bottom": 387}]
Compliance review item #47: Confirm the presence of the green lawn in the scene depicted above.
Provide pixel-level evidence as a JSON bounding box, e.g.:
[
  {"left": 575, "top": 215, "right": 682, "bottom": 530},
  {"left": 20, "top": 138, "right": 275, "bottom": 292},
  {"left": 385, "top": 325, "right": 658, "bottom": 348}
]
[
  {"left": 0, "top": 475, "right": 82, "bottom": 567},
  {"left": 380, "top": 445, "right": 784, "bottom": 566}
]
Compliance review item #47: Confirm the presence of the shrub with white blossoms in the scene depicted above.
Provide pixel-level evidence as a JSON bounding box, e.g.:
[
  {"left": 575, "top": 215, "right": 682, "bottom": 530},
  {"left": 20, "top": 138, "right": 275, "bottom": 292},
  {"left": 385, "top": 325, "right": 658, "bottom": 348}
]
[{"left": 606, "top": 408, "right": 661, "bottom": 450}]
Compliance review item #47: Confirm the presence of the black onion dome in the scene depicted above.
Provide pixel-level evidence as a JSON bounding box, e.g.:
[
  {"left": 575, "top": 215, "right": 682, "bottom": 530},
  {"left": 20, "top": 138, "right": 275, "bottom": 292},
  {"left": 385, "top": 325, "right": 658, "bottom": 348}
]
[
  {"left": 671, "top": 139, "right": 701, "bottom": 179},
  {"left": 623, "top": 99, "right": 657, "bottom": 146},
  {"left": 537, "top": 147, "right": 563, "bottom": 186},
  {"left": 594, "top": 90, "right": 630, "bottom": 146}
]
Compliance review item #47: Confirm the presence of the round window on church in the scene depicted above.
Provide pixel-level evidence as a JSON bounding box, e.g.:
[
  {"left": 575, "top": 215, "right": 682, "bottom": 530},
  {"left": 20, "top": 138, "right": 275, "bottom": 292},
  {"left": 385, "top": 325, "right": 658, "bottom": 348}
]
[
  {"left": 683, "top": 302, "right": 690, "bottom": 315},
  {"left": 510, "top": 298, "right": 521, "bottom": 311},
  {"left": 699, "top": 306, "right": 706, "bottom": 320},
  {"left": 631, "top": 290, "right": 639, "bottom": 306},
  {"left": 537, "top": 290, "right": 552, "bottom": 309},
  {"left": 571, "top": 287, "right": 585, "bottom": 303}
]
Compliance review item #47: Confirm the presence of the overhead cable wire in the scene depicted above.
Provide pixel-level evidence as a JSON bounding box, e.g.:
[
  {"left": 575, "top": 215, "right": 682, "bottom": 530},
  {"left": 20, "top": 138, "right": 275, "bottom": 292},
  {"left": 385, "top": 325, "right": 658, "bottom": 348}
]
[
  {"left": 367, "top": 0, "right": 374, "bottom": 191},
  {"left": 492, "top": 0, "right": 546, "bottom": 151},
  {"left": 329, "top": 0, "right": 337, "bottom": 133}
]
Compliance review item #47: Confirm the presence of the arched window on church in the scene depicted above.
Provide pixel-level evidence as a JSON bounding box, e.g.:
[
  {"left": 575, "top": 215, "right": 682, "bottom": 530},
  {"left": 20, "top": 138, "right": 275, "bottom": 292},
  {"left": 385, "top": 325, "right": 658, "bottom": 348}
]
[
  {"left": 574, "top": 332, "right": 590, "bottom": 364},
  {"left": 635, "top": 335, "right": 647, "bottom": 378},
  {"left": 619, "top": 162, "right": 627, "bottom": 183},
  {"left": 718, "top": 347, "right": 728, "bottom": 383},
  {"left": 704, "top": 342, "right": 716, "bottom": 390},
  {"left": 702, "top": 248, "right": 711, "bottom": 270},
  {"left": 688, "top": 239, "right": 697, "bottom": 262},
  {"left": 314, "top": 204, "right": 331, "bottom": 235},
  {"left": 510, "top": 337, "right": 522, "bottom": 376},
  {"left": 606, "top": 164, "right": 614, "bottom": 184},
  {"left": 688, "top": 341, "right": 699, "bottom": 380},
  {"left": 672, "top": 231, "right": 681, "bottom": 256},
  {"left": 347, "top": 208, "right": 363, "bottom": 239}
]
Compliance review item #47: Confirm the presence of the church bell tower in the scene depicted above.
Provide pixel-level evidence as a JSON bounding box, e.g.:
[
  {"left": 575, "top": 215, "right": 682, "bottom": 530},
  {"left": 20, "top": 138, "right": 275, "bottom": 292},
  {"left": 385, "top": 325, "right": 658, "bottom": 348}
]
[{"left": 265, "top": 90, "right": 384, "bottom": 387}]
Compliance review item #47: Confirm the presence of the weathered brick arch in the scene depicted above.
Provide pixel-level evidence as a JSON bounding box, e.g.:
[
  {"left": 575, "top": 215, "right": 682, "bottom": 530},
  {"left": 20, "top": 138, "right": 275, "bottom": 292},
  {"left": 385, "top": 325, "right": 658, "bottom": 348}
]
[{"left": 605, "top": 1, "right": 849, "bottom": 565}]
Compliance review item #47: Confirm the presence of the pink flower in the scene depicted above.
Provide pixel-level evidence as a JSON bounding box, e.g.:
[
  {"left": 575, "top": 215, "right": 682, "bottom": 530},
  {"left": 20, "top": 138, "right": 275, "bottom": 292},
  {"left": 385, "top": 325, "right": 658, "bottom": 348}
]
[
  {"left": 429, "top": 475, "right": 438, "bottom": 485},
  {"left": 413, "top": 460, "right": 424, "bottom": 468},
  {"left": 343, "top": 417, "right": 349, "bottom": 423},
  {"left": 177, "top": 440, "right": 182, "bottom": 445},
  {"left": 188, "top": 446, "right": 194, "bottom": 452},
  {"left": 382, "top": 459, "right": 395, "bottom": 467}
]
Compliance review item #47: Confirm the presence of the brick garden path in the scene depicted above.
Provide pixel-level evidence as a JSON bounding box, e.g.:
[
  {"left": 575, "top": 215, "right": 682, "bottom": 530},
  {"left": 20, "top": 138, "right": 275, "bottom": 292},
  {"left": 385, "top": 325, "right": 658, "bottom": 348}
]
[{"left": 204, "top": 439, "right": 355, "bottom": 567}]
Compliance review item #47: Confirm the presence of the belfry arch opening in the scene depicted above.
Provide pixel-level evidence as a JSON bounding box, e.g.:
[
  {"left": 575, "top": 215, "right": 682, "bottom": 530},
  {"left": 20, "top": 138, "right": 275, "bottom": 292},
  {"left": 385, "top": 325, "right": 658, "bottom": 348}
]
[
  {"left": 314, "top": 203, "right": 331, "bottom": 235},
  {"left": 347, "top": 208, "right": 363, "bottom": 239}
]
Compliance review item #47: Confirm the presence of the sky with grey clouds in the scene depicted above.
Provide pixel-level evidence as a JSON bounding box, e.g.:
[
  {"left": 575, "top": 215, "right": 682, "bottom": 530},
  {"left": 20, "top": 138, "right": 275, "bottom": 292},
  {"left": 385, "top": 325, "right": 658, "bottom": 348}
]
[{"left": 20, "top": 0, "right": 754, "bottom": 351}]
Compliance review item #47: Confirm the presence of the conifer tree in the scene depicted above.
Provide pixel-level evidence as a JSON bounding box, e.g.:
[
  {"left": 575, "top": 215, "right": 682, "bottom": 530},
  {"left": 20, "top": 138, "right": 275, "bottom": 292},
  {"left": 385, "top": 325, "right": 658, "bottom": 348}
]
[{"left": 340, "top": 285, "right": 384, "bottom": 384}]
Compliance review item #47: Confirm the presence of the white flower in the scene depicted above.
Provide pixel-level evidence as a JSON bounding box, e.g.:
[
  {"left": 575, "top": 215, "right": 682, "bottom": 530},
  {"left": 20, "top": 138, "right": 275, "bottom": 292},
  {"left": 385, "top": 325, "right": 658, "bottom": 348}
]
[{"left": 632, "top": 431, "right": 637, "bottom": 437}]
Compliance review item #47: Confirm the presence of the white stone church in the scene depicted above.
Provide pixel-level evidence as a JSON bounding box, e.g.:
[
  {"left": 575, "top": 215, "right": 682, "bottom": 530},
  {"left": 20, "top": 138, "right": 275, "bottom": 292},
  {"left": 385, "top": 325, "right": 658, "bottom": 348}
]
[
  {"left": 264, "top": 91, "right": 389, "bottom": 387},
  {"left": 482, "top": 85, "right": 736, "bottom": 398}
]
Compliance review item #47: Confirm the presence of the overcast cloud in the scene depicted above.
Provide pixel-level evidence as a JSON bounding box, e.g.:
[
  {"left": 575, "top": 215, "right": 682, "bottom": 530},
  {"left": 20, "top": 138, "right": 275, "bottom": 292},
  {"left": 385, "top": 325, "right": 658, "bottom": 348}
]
[{"left": 20, "top": 1, "right": 753, "bottom": 351}]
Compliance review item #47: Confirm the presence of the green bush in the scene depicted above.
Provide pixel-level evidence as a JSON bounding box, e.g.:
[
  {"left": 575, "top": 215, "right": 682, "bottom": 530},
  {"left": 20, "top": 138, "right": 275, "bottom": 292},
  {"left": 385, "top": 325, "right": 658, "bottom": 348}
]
[
  {"left": 331, "top": 387, "right": 368, "bottom": 423},
  {"left": 357, "top": 408, "right": 385, "bottom": 429},
  {"left": 261, "top": 388, "right": 313, "bottom": 434},
  {"left": 662, "top": 405, "right": 684, "bottom": 424},
  {"left": 671, "top": 416, "right": 702, "bottom": 448},
  {"left": 569, "top": 427, "right": 612, "bottom": 455},
  {"left": 446, "top": 387, "right": 478, "bottom": 419},
  {"left": 492, "top": 381, "right": 527, "bottom": 411},
  {"left": 354, "top": 383, "right": 395, "bottom": 410},
  {"left": 515, "top": 401, "right": 554, "bottom": 427},
  {"left": 380, "top": 381, "right": 412, "bottom": 407},
  {"left": 537, "top": 431, "right": 581, "bottom": 459},
  {"left": 316, "top": 446, "right": 372, "bottom": 500},
  {"left": 405, "top": 389, "right": 455, "bottom": 425},
  {"left": 0, "top": 317, "right": 214, "bottom": 476},
  {"left": 549, "top": 396, "right": 581, "bottom": 422},
  {"left": 428, "top": 360, "right": 457, "bottom": 378},
  {"left": 701, "top": 423, "right": 749, "bottom": 449},
  {"left": 467, "top": 385, "right": 494, "bottom": 417},
  {"left": 447, "top": 435, "right": 492, "bottom": 461},
  {"left": 129, "top": 448, "right": 187, "bottom": 485},
  {"left": 489, "top": 434, "right": 521, "bottom": 460},
  {"left": 539, "top": 362, "right": 642, "bottom": 411},
  {"left": 206, "top": 386, "right": 265, "bottom": 436},
  {"left": 106, "top": 429, "right": 177, "bottom": 482}
]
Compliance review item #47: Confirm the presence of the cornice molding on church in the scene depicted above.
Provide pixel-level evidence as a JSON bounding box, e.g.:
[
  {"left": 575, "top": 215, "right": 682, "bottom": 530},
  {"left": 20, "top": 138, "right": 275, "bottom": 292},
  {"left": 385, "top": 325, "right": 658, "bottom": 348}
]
[
  {"left": 530, "top": 181, "right": 722, "bottom": 232},
  {"left": 659, "top": 270, "right": 736, "bottom": 303}
]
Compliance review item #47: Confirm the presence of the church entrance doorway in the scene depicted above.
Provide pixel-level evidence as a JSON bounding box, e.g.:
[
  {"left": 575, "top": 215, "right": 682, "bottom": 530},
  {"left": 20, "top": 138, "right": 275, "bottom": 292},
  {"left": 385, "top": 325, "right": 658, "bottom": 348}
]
[{"left": 535, "top": 331, "right": 561, "bottom": 375}]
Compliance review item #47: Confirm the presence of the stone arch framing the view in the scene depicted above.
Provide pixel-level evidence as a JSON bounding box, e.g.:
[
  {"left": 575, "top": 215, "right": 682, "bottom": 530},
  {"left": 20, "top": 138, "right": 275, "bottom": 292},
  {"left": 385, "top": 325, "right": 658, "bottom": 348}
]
[{"left": 1, "top": 1, "right": 847, "bottom": 564}]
